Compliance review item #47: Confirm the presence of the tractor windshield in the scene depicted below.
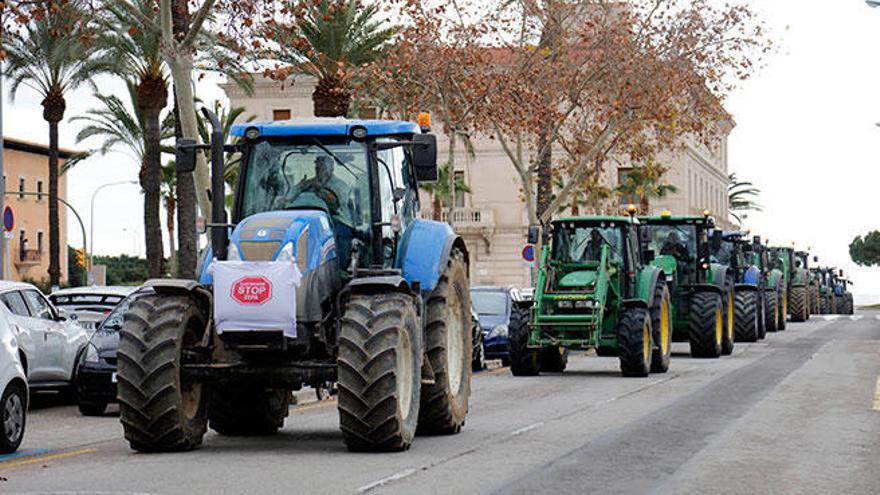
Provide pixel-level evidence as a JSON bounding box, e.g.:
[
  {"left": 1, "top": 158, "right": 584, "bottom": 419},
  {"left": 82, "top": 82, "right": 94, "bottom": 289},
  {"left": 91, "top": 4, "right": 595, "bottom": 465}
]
[
  {"left": 713, "top": 241, "right": 735, "bottom": 265},
  {"left": 552, "top": 222, "right": 623, "bottom": 263},
  {"left": 644, "top": 224, "right": 697, "bottom": 263},
  {"left": 240, "top": 139, "right": 371, "bottom": 236}
]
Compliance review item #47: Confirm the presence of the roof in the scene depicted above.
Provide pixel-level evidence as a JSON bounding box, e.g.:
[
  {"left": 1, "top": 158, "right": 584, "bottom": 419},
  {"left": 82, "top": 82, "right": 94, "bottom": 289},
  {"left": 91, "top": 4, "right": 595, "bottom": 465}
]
[
  {"left": 640, "top": 215, "right": 714, "bottom": 225},
  {"left": 4, "top": 136, "right": 80, "bottom": 160},
  {"left": 49, "top": 286, "right": 139, "bottom": 297},
  {"left": 231, "top": 118, "right": 420, "bottom": 139},
  {"left": 552, "top": 216, "right": 636, "bottom": 224},
  {"left": 0, "top": 281, "right": 40, "bottom": 292}
]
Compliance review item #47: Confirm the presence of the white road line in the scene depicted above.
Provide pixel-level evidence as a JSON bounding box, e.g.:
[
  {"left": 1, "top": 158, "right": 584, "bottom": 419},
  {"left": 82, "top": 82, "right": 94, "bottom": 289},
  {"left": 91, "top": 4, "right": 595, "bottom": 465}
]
[
  {"left": 873, "top": 377, "right": 880, "bottom": 412},
  {"left": 508, "top": 422, "right": 545, "bottom": 437},
  {"left": 356, "top": 468, "right": 418, "bottom": 494}
]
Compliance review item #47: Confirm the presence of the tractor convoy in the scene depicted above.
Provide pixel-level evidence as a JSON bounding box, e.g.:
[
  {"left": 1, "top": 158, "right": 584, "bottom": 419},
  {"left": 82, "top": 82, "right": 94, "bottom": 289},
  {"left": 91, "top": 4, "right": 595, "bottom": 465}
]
[{"left": 112, "top": 113, "right": 855, "bottom": 454}]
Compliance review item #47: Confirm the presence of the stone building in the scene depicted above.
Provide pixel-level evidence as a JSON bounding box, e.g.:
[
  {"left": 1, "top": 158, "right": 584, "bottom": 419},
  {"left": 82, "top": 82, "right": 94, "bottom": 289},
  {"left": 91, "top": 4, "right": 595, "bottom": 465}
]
[{"left": 221, "top": 74, "right": 733, "bottom": 289}]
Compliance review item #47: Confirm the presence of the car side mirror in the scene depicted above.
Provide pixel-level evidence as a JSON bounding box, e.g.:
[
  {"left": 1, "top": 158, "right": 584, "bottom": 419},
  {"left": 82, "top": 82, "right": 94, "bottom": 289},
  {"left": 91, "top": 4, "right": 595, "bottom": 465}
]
[
  {"left": 412, "top": 134, "right": 438, "bottom": 182},
  {"left": 176, "top": 138, "right": 197, "bottom": 173},
  {"left": 56, "top": 308, "right": 74, "bottom": 322},
  {"left": 527, "top": 225, "right": 540, "bottom": 244}
]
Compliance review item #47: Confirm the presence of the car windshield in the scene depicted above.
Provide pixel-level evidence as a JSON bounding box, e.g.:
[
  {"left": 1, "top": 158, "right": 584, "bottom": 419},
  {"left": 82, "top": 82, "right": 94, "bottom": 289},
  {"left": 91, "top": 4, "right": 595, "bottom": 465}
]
[
  {"left": 552, "top": 223, "right": 623, "bottom": 263},
  {"left": 240, "top": 139, "right": 371, "bottom": 233},
  {"left": 645, "top": 224, "right": 698, "bottom": 261},
  {"left": 98, "top": 299, "right": 131, "bottom": 331},
  {"left": 471, "top": 291, "right": 509, "bottom": 316}
]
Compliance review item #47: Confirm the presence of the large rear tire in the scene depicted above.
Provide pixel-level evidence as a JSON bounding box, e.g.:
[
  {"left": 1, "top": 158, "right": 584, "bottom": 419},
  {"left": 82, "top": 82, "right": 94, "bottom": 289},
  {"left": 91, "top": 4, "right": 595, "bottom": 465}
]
[
  {"left": 809, "top": 285, "right": 820, "bottom": 314},
  {"left": 765, "top": 290, "right": 779, "bottom": 332},
  {"left": 688, "top": 292, "right": 723, "bottom": 358},
  {"left": 790, "top": 286, "right": 808, "bottom": 322},
  {"left": 650, "top": 283, "right": 672, "bottom": 373},
  {"left": 209, "top": 387, "right": 289, "bottom": 436},
  {"left": 777, "top": 287, "right": 787, "bottom": 331},
  {"left": 117, "top": 294, "right": 209, "bottom": 452},
  {"left": 508, "top": 307, "right": 539, "bottom": 376},
  {"left": 337, "top": 293, "right": 422, "bottom": 452},
  {"left": 618, "top": 308, "right": 653, "bottom": 377},
  {"left": 819, "top": 295, "right": 829, "bottom": 315},
  {"left": 721, "top": 287, "right": 735, "bottom": 356},
  {"left": 846, "top": 294, "right": 854, "bottom": 315},
  {"left": 733, "top": 290, "right": 759, "bottom": 343},
  {"left": 418, "top": 251, "right": 472, "bottom": 435}
]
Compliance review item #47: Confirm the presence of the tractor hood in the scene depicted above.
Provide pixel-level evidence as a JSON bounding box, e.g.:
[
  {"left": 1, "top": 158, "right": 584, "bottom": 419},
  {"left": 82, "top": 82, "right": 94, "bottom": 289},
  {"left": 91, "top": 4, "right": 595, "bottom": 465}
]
[
  {"left": 558, "top": 270, "right": 598, "bottom": 289},
  {"left": 230, "top": 211, "right": 337, "bottom": 273}
]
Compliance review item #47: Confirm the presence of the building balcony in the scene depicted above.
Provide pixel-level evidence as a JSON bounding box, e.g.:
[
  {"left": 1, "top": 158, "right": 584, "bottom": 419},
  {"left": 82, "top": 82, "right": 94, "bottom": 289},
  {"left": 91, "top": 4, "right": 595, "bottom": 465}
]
[
  {"left": 441, "top": 208, "right": 496, "bottom": 232},
  {"left": 16, "top": 249, "right": 42, "bottom": 268}
]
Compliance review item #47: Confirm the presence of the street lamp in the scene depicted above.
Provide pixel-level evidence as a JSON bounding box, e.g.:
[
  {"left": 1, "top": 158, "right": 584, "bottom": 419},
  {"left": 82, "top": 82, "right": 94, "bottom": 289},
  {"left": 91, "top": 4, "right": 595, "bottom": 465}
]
[{"left": 89, "top": 180, "right": 138, "bottom": 271}]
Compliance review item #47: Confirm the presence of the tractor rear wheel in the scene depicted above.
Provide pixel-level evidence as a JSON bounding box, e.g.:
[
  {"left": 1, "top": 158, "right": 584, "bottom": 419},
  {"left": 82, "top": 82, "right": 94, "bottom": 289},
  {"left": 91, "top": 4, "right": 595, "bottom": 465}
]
[
  {"left": 618, "top": 308, "right": 653, "bottom": 377},
  {"left": 757, "top": 289, "right": 767, "bottom": 340},
  {"left": 539, "top": 347, "right": 568, "bottom": 373},
  {"left": 733, "top": 290, "right": 759, "bottom": 343},
  {"left": 649, "top": 283, "right": 672, "bottom": 373},
  {"left": 819, "top": 295, "right": 828, "bottom": 314},
  {"left": 117, "top": 294, "right": 209, "bottom": 452},
  {"left": 209, "top": 387, "right": 289, "bottom": 436},
  {"left": 688, "top": 291, "right": 723, "bottom": 358},
  {"left": 721, "top": 287, "right": 735, "bottom": 356},
  {"left": 777, "top": 288, "right": 787, "bottom": 331},
  {"left": 790, "top": 286, "right": 808, "bottom": 322},
  {"left": 846, "top": 294, "right": 855, "bottom": 315},
  {"left": 809, "top": 285, "right": 820, "bottom": 314},
  {"left": 765, "top": 290, "right": 779, "bottom": 332},
  {"left": 508, "top": 307, "right": 539, "bottom": 376},
  {"left": 337, "top": 293, "right": 422, "bottom": 452},
  {"left": 418, "top": 251, "right": 472, "bottom": 435}
]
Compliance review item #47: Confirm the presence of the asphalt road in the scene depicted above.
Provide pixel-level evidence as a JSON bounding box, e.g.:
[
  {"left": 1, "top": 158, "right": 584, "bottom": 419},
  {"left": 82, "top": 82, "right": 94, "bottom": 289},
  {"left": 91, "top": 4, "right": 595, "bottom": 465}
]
[{"left": 2, "top": 312, "right": 879, "bottom": 494}]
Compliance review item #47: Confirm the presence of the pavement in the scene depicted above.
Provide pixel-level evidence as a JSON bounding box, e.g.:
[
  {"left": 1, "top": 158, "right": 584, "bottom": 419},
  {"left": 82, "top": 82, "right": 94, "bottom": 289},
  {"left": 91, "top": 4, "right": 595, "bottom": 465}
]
[{"left": 2, "top": 312, "right": 879, "bottom": 494}]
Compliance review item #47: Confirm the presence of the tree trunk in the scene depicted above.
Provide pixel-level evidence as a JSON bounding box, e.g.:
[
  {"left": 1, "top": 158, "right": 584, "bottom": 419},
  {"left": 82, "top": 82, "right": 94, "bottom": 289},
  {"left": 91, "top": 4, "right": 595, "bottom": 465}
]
[
  {"left": 172, "top": 85, "right": 197, "bottom": 280},
  {"left": 432, "top": 195, "right": 442, "bottom": 221},
  {"left": 535, "top": 129, "right": 552, "bottom": 239},
  {"left": 165, "top": 194, "right": 177, "bottom": 276},
  {"left": 312, "top": 75, "right": 351, "bottom": 117},
  {"left": 42, "top": 90, "right": 65, "bottom": 287},
  {"left": 138, "top": 76, "right": 168, "bottom": 279}
]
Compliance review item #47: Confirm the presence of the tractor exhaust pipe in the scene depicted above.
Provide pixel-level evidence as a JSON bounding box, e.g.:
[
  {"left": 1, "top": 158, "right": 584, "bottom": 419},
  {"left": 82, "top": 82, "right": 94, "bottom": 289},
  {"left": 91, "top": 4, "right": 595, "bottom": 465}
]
[{"left": 201, "top": 108, "right": 229, "bottom": 262}]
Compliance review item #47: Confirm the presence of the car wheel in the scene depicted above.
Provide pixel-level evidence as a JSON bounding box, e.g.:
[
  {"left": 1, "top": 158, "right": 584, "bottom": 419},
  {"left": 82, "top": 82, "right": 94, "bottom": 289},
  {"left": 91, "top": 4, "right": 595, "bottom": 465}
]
[{"left": 1, "top": 382, "right": 26, "bottom": 453}]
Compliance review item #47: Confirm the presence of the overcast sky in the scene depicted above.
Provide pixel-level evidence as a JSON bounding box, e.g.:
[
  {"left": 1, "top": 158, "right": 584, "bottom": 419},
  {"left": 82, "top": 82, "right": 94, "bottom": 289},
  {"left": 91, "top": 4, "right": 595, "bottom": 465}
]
[{"left": 2, "top": 0, "right": 879, "bottom": 302}]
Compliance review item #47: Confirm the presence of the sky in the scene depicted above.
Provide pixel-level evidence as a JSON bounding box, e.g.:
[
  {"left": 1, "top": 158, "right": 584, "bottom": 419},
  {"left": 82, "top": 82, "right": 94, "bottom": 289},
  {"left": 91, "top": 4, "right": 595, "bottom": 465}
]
[{"left": 2, "top": 0, "right": 879, "bottom": 303}]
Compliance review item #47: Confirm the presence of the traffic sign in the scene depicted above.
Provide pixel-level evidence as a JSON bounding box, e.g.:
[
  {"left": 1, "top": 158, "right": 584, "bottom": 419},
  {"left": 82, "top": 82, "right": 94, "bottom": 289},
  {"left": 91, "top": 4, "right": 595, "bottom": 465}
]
[
  {"left": 521, "top": 244, "right": 536, "bottom": 264},
  {"left": 3, "top": 206, "right": 13, "bottom": 232}
]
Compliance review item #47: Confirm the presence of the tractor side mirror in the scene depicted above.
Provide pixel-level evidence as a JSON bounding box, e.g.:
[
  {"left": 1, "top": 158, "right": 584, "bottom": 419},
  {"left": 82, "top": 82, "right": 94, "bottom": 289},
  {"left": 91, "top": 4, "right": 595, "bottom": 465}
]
[
  {"left": 412, "top": 134, "right": 438, "bottom": 182},
  {"left": 710, "top": 230, "right": 723, "bottom": 252},
  {"left": 176, "top": 138, "right": 197, "bottom": 173},
  {"left": 527, "top": 225, "right": 540, "bottom": 244}
]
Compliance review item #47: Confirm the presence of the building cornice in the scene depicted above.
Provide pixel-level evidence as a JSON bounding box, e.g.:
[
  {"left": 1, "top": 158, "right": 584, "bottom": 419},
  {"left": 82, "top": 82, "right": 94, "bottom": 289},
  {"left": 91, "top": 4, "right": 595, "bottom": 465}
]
[{"left": 3, "top": 137, "right": 78, "bottom": 160}]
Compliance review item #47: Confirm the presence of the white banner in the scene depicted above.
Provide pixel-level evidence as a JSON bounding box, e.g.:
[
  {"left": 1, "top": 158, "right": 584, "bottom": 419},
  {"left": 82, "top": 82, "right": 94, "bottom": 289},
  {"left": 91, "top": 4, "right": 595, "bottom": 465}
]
[{"left": 211, "top": 261, "right": 302, "bottom": 339}]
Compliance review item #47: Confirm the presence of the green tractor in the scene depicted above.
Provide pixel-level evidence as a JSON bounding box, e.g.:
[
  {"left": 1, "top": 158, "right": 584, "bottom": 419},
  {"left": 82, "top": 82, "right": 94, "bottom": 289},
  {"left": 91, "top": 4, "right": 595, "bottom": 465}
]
[
  {"left": 800, "top": 252, "right": 821, "bottom": 315},
  {"left": 508, "top": 214, "right": 672, "bottom": 377},
  {"left": 816, "top": 267, "right": 836, "bottom": 314},
  {"left": 753, "top": 238, "right": 786, "bottom": 332},
  {"left": 769, "top": 246, "right": 811, "bottom": 322},
  {"left": 640, "top": 212, "right": 734, "bottom": 358}
]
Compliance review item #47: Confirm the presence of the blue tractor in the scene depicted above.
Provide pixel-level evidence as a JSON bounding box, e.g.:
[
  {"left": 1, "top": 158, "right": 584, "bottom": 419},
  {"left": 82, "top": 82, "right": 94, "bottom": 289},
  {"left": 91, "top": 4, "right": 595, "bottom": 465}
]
[
  {"left": 116, "top": 113, "right": 473, "bottom": 453},
  {"left": 713, "top": 231, "right": 765, "bottom": 342}
]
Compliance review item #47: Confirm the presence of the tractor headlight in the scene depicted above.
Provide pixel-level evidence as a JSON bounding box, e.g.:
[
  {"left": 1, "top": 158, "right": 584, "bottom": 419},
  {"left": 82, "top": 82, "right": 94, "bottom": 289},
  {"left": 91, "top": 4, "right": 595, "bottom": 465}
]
[
  {"left": 574, "top": 300, "right": 593, "bottom": 309},
  {"left": 276, "top": 242, "right": 294, "bottom": 263},
  {"left": 558, "top": 300, "right": 573, "bottom": 309},
  {"left": 227, "top": 243, "right": 242, "bottom": 261},
  {"left": 84, "top": 344, "right": 100, "bottom": 364},
  {"left": 488, "top": 324, "right": 509, "bottom": 339}
]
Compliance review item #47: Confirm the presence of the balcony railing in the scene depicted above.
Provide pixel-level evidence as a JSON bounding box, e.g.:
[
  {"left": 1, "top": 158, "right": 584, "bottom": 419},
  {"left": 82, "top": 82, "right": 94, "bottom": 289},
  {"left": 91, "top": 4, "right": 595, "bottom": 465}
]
[{"left": 440, "top": 208, "right": 495, "bottom": 230}]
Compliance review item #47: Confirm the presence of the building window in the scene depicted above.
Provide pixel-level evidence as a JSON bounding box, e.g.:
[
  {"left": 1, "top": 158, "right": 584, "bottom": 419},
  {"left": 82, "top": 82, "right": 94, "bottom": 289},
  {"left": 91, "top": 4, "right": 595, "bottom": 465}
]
[
  {"left": 36, "top": 180, "right": 44, "bottom": 201},
  {"left": 453, "top": 171, "right": 466, "bottom": 208},
  {"left": 18, "top": 178, "right": 25, "bottom": 199},
  {"left": 19, "top": 230, "right": 26, "bottom": 255},
  {"left": 37, "top": 232, "right": 43, "bottom": 253},
  {"left": 273, "top": 109, "right": 291, "bottom": 121}
]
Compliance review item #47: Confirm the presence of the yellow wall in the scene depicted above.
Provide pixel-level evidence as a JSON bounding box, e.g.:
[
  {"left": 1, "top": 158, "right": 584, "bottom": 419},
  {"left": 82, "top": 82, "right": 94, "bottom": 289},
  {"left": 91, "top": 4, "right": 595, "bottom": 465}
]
[{"left": 2, "top": 141, "right": 69, "bottom": 284}]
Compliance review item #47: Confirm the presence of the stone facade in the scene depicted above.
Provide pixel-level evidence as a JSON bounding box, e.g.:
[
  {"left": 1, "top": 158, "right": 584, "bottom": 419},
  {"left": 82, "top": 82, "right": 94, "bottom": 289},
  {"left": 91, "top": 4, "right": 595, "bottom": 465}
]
[{"left": 221, "top": 74, "right": 733, "bottom": 289}]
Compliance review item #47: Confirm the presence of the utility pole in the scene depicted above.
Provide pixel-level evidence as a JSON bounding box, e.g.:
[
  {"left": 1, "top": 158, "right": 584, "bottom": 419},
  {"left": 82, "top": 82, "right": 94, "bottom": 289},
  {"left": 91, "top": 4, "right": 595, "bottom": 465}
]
[{"left": 0, "top": 62, "right": 6, "bottom": 280}]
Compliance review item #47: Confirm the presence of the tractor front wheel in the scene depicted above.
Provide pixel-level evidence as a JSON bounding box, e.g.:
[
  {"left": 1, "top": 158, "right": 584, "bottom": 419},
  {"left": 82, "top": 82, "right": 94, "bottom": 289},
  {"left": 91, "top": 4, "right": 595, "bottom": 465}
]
[
  {"left": 337, "top": 293, "right": 422, "bottom": 452},
  {"left": 418, "top": 251, "right": 472, "bottom": 435},
  {"left": 733, "top": 290, "right": 760, "bottom": 343},
  {"left": 650, "top": 283, "right": 672, "bottom": 373},
  {"left": 209, "top": 387, "right": 289, "bottom": 436},
  {"left": 117, "top": 294, "right": 209, "bottom": 452},
  {"left": 508, "top": 307, "right": 539, "bottom": 376},
  {"left": 688, "top": 292, "right": 723, "bottom": 358},
  {"left": 618, "top": 308, "right": 653, "bottom": 377},
  {"left": 790, "top": 286, "right": 809, "bottom": 322}
]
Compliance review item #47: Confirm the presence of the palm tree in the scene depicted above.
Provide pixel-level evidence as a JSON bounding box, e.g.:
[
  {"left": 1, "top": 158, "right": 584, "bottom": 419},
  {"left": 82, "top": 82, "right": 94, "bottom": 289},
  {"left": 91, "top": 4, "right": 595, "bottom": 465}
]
[
  {"left": 4, "top": 2, "right": 112, "bottom": 286},
  {"left": 728, "top": 172, "right": 763, "bottom": 224},
  {"left": 161, "top": 162, "right": 178, "bottom": 276},
  {"left": 272, "top": 0, "right": 398, "bottom": 117},
  {"left": 420, "top": 165, "right": 471, "bottom": 221},
  {"left": 616, "top": 163, "right": 678, "bottom": 215}
]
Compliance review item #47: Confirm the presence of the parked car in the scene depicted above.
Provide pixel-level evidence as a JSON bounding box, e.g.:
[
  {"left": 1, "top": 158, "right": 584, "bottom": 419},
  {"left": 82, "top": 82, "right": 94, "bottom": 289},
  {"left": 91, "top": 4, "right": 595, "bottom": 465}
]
[
  {"left": 49, "top": 286, "right": 137, "bottom": 330},
  {"left": 470, "top": 286, "right": 515, "bottom": 366},
  {"left": 0, "top": 281, "right": 89, "bottom": 394},
  {"left": 77, "top": 288, "right": 148, "bottom": 415},
  {"left": 471, "top": 308, "right": 486, "bottom": 371},
  {"left": 1, "top": 307, "right": 27, "bottom": 453}
]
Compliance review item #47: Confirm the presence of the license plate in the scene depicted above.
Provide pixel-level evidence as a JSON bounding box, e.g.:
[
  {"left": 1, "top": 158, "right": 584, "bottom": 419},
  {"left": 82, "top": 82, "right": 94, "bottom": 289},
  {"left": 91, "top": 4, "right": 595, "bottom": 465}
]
[{"left": 111, "top": 372, "right": 117, "bottom": 383}]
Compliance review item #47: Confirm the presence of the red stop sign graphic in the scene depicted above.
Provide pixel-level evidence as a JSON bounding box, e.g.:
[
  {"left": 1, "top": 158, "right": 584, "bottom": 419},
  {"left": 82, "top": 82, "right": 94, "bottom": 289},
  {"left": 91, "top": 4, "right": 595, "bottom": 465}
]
[{"left": 230, "top": 276, "right": 273, "bottom": 306}]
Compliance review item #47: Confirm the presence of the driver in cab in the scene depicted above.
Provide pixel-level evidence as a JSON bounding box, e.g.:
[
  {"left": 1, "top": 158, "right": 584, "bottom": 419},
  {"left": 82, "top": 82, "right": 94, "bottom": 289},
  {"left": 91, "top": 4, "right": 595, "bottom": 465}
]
[
  {"left": 581, "top": 229, "right": 606, "bottom": 262},
  {"left": 285, "top": 155, "right": 354, "bottom": 226},
  {"left": 660, "top": 231, "right": 690, "bottom": 262}
]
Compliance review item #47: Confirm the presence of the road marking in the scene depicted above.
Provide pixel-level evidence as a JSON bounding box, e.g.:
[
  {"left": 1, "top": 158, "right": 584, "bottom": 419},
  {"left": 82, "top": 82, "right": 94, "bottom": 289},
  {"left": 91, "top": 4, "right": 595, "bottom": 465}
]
[
  {"left": 0, "top": 448, "right": 50, "bottom": 462},
  {"left": 873, "top": 377, "right": 880, "bottom": 411},
  {"left": 0, "top": 448, "right": 97, "bottom": 470},
  {"left": 356, "top": 468, "right": 418, "bottom": 493},
  {"left": 508, "top": 421, "right": 544, "bottom": 437}
]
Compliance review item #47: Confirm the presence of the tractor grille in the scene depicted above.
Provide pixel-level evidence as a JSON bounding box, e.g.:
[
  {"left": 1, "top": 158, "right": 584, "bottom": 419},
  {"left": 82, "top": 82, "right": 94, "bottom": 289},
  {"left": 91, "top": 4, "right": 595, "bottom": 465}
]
[
  {"left": 240, "top": 241, "right": 281, "bottom": 261},
  {"left": 242, "top": 218, "right": 294, "bottom": 229}
]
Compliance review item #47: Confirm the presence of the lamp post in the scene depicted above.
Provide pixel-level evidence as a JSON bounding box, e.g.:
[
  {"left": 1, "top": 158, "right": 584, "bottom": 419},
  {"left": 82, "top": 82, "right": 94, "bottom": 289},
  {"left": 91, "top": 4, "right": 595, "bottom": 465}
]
[{"left": 89, "top": 180, "right": 138, "bottom": 271}]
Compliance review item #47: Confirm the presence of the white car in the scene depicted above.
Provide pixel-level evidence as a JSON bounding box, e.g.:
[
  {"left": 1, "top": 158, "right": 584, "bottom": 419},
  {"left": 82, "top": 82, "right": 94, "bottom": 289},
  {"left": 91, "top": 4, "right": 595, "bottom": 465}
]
[
  {"left": 0, "top": 282, "right": 89, "bottom": 393},
  {"left": 49, "top": 286, "right": 138, "bottom": 330},
  {"left": 1, "top": 307, "right": 27, "bottom": 453}
]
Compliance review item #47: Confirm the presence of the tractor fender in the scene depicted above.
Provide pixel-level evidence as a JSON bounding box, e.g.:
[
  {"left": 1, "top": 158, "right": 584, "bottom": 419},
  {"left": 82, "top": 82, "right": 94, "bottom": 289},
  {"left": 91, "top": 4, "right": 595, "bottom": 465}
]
[
  {"left": 396, "top": 219, "right": 469, "bottom": 293},
  {"left": 141, "top": 278, "right": 212, "bottom": 315},
  {"left": 622, "top": 299, "right": 650, "bottom": 310},
  {"left": 635, "top": 267, "right": 665, "bottom": 304},
  {"left": 743, "top": 266, "right": 761, "bottom": 286},
  {"left": 346, "top": 275, "right": 412, "bottom": 295},
  {"left": 708, "top": 263, "right": 731, "bottom": 289},
  {"left": 734, "top": 283, "right": 760, "bottom": 292},
  {"left": 790, "top": 269, "right": 808, "bottom": 288},
  {"left": 766, "top": 269, "right": 784, "bottom": 290},
  {"left": 691, "top": 283, "right": 724, "bottom": 295}
]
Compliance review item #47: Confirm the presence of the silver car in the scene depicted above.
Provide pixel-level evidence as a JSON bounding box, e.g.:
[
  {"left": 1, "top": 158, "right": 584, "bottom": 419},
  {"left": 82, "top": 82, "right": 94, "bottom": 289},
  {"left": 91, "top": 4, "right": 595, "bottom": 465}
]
[
  {"left": 49, "top": 286, "right": 138, "bottom": 330},
  {"left": 0, "top": 282, "right": 89, "bottom": 392},
  {"left": 1, "top": 306, "right": 27, "bottom": 453}
]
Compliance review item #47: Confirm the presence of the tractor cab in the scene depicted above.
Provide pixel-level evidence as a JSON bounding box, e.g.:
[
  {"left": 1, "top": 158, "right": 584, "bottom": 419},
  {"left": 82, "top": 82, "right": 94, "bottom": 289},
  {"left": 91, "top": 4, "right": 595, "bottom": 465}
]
[
  {"left": 713, "top": 231, "right": 759, "bottom": 287},
  {"left": 639, "top": 211, "right": 721, "bottom": 287}
]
